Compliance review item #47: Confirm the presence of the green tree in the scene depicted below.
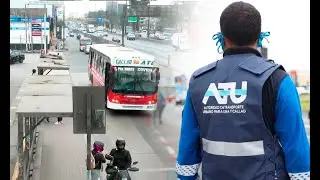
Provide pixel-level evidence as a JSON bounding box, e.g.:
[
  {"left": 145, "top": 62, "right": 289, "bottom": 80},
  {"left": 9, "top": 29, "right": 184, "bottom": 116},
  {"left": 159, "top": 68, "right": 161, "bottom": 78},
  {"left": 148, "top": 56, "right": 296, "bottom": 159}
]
[
  {"left": 87, "top": 10, "right": 106, "bottom": 19},
  {"left": 156, "top": 13, "right": 177, "bottom": 30}
]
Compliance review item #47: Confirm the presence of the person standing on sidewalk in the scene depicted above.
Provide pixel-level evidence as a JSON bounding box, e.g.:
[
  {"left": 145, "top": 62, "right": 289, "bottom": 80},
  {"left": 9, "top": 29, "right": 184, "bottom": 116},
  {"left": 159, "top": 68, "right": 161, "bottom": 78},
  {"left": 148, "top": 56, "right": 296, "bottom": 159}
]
[
  {"left": 176, "top": 2, "right": 310, "bottom": 180},
  {"left": 153, "top": 90, "right": 166, "bottom": 125},
  {"left": 90, "top": 141, "right": 106, "bottom": 180},
  {"left": 55, "top": 117, "right": 63, "bottom": 125}
]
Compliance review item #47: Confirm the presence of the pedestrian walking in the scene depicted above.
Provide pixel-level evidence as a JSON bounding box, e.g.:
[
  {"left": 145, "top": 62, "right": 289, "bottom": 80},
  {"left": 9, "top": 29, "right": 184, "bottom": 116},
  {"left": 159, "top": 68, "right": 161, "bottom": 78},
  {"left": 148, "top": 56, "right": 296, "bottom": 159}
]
[
  {"left": 176, "top": 2, "right": 310, "bottom": 180},
  {"left": 153, "top": 91, "right": 166, "bottom": 125},
  {"left": 55, "top": 117, "right": 63, "bottom": 125}
]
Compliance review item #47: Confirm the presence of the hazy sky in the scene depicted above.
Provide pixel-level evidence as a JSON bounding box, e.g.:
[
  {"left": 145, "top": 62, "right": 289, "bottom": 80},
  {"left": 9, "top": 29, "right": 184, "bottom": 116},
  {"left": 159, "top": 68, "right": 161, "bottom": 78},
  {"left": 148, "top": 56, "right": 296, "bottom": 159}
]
[
  {"left": 190, "top": 0, "right": 310, "bottom": 72},
  {"left": 10, "top": 0, "right": 310, "bottom": 71}
]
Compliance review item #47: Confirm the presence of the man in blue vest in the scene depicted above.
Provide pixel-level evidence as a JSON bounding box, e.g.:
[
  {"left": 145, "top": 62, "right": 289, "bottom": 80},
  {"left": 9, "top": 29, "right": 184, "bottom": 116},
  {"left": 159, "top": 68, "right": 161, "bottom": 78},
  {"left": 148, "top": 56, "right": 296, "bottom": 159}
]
[{"left": 176, "top": 2, "right": 310, "bottom": 180}]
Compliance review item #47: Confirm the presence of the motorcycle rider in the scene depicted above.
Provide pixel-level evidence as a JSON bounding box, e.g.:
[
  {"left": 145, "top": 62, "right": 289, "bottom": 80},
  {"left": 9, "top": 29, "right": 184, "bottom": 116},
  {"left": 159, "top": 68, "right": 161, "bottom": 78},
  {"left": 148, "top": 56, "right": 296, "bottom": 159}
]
[{"left": 106, "top": 138, "right": 132, "bottom": 180}]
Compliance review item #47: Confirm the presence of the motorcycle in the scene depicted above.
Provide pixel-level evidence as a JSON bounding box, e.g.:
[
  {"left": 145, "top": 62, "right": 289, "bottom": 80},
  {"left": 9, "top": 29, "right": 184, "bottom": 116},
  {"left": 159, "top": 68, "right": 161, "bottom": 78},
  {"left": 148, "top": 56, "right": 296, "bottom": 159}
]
[{"left": 106, "top": 160, "right": 139, "bottom": 180}]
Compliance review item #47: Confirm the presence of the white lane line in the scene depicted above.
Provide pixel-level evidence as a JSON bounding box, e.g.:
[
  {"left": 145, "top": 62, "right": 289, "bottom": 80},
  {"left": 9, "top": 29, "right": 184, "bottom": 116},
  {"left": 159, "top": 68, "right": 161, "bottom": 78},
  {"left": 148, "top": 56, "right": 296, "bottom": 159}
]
[
  {"left": 11, "top": 106, "right": 17, "bottom": 109},
  {"left": 19, "top": 89, "right": 24, "bottom": 92},
  {"left": 166, "top": 146, "right": 176, "bottom": 156},
  {"left": 159, "top": 136, "right": 169, "bottom": 144}
]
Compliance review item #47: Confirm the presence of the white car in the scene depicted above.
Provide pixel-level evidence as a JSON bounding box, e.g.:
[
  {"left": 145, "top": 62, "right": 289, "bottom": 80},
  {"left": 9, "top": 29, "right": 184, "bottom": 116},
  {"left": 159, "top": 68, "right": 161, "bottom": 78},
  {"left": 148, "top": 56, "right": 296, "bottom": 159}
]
[{"left": 127, "top": 33, "right": 136, "bottom": 40}]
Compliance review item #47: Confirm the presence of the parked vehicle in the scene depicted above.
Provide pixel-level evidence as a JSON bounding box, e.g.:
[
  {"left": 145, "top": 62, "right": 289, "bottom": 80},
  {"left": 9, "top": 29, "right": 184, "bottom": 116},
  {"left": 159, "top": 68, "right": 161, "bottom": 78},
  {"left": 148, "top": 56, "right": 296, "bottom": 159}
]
[
  {"left": 112, "top": 36, "right": 121, "bottom": 43},
  {"left": 127, "top": 33, "right": 136, "bottom": 40},
  {"left": 10, "top": 50, "right": 25, "bottom": 64}
]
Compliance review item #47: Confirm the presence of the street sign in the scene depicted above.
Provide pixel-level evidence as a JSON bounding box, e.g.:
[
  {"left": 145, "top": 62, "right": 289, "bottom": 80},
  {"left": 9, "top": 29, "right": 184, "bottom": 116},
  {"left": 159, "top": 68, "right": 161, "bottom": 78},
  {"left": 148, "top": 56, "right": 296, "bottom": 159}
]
[
  {"left": 97, "top": 17, "right": 103, "bottom": 24},
  {"left": 72, "top": 86, "right": 106, "bottom": 134},
  {"left": 32, "top": 19, "right": 42, "bottom": 36},
  {"left": 128, "top": 16, "right": 138, "bottom": 23},
  {"left": 126, "top": 26, "right": 133, "bottom": 33}
]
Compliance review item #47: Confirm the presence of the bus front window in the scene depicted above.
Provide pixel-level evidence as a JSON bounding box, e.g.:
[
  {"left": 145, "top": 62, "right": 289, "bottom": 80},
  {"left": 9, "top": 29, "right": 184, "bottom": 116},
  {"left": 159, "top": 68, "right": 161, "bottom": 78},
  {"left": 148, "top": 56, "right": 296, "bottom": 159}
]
[
  {"left": 80, "top": 40, "right": 92, "bottom": 45},
  {"left": 112, "top": 67, "right": 157, "bottom": 95}
]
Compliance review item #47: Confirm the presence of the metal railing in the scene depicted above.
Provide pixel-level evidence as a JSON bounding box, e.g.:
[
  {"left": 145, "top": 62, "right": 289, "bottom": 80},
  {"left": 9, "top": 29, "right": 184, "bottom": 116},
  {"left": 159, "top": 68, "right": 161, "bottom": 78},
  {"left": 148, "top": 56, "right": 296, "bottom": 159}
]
[{"left": 20, "top": 117, "right": 45, "bottom": 180}]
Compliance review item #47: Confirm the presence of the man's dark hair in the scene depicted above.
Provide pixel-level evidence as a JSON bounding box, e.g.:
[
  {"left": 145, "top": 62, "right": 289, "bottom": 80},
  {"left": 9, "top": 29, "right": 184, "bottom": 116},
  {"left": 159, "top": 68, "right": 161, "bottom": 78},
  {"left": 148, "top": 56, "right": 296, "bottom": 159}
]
[{"left": 220, "top": 1, "right": 261, "bottom": 46}]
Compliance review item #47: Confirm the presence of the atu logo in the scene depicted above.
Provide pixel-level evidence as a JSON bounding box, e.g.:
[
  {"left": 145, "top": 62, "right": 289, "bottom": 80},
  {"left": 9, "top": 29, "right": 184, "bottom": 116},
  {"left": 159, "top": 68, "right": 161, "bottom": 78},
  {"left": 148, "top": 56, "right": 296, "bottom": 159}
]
[{"left": 202, "top": 81, "right": 248, "bottom": 105}]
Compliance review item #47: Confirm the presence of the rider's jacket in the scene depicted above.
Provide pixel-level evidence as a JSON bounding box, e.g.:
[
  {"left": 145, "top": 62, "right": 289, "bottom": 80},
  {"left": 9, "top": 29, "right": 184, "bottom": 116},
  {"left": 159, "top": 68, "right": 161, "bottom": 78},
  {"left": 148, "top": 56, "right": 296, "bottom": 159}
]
[{"left": 109, "top": 148, "right": 132, "bottom": 170}]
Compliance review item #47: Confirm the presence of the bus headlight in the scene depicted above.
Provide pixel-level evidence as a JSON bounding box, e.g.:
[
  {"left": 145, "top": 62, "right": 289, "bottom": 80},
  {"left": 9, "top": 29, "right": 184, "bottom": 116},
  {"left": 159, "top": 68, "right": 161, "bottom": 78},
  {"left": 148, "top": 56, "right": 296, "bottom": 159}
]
[{"left": 111, "top": 99, "right": 119, "bottom": 103}]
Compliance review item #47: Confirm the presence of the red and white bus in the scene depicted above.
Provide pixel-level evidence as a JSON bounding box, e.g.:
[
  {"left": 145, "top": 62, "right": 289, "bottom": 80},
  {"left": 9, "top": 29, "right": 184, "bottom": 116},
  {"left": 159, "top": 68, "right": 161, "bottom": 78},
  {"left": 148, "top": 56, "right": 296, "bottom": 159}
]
[
  {"left": 79, "top": 37, "right": 92, "bottom": 52},
  {"left": 88, "top": 44, "right": 160, "bottom": 111}
]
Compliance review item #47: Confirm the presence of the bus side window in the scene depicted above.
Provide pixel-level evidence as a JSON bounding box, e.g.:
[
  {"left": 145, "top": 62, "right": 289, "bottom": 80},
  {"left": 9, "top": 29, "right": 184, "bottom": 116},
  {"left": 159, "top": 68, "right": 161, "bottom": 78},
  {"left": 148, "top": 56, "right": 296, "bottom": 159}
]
[
  {"left": 89, "top": 51, "right": 93, "bottom": 65},
  {"left": 93, "top": 53, "right": 98, "bottom": 68},
  {"left": 101, "top": 57, "right": 105, "bottom": 76},
  {"left": 105, "top": 61, "right": 111, "bottom": 87},
  {"left": 97, "top": 55, "right": 102, "bottom": 73},
  {"left": 92, "top": 53, "right": 95, "bottom": 67}
]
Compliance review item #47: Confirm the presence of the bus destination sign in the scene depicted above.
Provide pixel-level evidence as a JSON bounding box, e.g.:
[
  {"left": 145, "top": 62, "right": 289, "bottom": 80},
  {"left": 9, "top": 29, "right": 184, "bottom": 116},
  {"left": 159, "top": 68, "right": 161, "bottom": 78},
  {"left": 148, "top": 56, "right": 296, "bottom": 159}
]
[{"left": 114, "top": 59, "right": 155, "bottom": 66}]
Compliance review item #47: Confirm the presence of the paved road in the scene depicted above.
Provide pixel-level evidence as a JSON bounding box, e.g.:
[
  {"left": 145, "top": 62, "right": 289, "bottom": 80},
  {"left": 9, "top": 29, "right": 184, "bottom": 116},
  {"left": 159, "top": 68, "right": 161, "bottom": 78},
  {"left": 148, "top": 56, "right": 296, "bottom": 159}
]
[
  {"left": 10, "top": 54, "right": 41, "bottom": 178},
  {"left": 40, "top": 37, "right": 180, "bottom": 179}
]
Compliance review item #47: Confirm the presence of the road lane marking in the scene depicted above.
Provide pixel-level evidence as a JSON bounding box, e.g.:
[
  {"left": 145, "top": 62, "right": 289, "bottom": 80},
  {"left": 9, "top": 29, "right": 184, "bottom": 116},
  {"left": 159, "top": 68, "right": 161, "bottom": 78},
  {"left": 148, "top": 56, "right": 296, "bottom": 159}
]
[
  {"left": 159, "top": 136, "right": 169, "bottom": 145},
  {"left": 11, "top": 107, "right": 17, "bottom": 109},
  {"left": 166, "top": 146, "right": 176, "bottom": 156}
]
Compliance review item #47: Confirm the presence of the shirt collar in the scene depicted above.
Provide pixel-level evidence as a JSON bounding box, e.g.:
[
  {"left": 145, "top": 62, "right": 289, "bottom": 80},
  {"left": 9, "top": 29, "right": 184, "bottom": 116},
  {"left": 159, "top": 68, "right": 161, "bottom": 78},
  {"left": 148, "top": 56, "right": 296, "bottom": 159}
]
[{"left": 223, "top": 47, "right": 262, "bottom": 57}]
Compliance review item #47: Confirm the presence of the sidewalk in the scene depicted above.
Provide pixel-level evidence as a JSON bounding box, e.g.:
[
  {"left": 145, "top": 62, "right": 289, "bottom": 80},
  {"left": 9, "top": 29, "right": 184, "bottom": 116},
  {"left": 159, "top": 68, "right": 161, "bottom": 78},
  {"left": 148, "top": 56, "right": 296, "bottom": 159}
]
[{"left": 39, "top": 118, "right": 87, "bottom": 180}]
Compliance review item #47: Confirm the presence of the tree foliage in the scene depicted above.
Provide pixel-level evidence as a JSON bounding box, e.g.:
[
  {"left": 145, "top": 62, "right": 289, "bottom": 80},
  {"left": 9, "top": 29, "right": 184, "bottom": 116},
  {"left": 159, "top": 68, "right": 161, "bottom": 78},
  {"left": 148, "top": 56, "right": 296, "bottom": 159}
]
[{"left": 87, "top": 10, "right": 106, "bottom": 19}]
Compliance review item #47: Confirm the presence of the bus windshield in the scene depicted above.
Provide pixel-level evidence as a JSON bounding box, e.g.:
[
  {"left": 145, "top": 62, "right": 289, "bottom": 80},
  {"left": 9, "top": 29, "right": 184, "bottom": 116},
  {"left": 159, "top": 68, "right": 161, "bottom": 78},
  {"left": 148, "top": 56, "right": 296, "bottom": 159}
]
[
  {"left": 112, "top": 66, "right": 158, "bottom": 95},
  {"left": 80, "top": 39, "right": 92, "bottom": 45}
]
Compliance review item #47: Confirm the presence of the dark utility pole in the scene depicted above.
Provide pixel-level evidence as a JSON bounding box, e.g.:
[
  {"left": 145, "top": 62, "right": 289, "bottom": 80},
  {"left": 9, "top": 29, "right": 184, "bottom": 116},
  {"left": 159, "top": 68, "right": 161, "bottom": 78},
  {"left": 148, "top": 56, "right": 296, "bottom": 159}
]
[
  {"left": 121, "top": 4, "right": 127, "bottom": 47},
  {"left": 147, "top": 2, "right": 150, "bottom": 39}
]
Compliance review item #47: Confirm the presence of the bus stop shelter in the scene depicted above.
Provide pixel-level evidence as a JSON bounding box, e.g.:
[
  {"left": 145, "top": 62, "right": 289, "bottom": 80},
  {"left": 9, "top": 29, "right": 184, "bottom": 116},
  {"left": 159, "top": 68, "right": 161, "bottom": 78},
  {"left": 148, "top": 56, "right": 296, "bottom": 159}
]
[{"left": 15, "top": 74, "right": 73, "bottom": 180}]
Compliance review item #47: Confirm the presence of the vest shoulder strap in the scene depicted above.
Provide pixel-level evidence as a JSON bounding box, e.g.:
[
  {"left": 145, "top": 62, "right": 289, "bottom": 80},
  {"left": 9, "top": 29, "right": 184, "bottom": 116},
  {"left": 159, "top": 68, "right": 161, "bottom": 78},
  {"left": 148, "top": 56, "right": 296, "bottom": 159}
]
[
  {"left": 239, "top": 56, "right": 280, "bottom": 75},
  {"left": 193, "top": 61, "right": 218, "bottom": 78}
]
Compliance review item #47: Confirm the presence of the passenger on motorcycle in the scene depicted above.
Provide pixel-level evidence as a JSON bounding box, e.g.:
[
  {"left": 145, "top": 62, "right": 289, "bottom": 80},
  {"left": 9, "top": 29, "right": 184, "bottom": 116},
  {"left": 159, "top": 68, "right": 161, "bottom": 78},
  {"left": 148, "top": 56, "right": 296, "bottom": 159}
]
[{"left": 105, "top": 138, "right": 132, "bottom": 180}]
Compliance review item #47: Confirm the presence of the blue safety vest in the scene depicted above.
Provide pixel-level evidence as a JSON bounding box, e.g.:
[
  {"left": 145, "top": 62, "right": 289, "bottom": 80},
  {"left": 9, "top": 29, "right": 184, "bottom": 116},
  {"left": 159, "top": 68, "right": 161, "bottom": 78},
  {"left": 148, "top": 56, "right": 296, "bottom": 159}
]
[{"left": 189, "top": 54, "right": 289, "bottom": 180}]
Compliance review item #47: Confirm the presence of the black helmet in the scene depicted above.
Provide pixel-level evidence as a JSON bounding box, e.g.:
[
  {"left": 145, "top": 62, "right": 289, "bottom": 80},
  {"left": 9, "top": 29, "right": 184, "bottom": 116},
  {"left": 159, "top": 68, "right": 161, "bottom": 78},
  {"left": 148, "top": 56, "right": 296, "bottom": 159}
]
[{"left": 116, "top": 138, "right": 126, "bottom": 150}]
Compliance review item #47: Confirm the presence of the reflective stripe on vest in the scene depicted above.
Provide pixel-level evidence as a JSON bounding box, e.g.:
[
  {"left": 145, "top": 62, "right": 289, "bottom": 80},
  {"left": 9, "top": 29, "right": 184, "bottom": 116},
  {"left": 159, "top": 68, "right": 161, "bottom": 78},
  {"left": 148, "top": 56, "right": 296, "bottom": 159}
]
[
  {"left": 202, "top": 138, "right": 265, "bottom": 156},
  {"left": 176, "top": 162, "right": 200, "bottom": 176}
]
